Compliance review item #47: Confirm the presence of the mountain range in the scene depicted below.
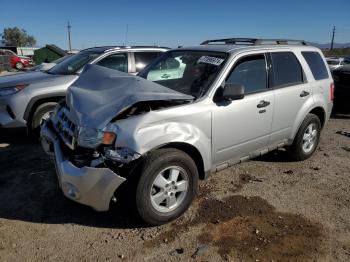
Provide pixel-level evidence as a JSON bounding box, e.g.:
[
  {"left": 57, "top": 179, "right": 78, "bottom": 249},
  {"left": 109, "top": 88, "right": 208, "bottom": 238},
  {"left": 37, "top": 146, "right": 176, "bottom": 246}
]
[{"left": 307, "top": 42, "right": 350, "bottom": 49}]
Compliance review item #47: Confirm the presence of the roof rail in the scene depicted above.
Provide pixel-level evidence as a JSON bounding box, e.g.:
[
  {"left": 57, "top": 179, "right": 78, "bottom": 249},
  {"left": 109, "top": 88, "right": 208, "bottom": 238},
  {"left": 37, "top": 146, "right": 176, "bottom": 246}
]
[
  {"left": 200, "top": 38, "right": 307, "bottom": 46},
  {"left": 81, "top": 45, "right": 170, "bottom": 52}
]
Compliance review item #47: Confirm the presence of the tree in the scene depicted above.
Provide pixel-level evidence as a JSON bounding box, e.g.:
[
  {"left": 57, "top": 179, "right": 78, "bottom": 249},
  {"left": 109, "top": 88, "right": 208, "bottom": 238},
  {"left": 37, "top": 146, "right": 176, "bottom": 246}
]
[{"left": 1, "top": 27, "right": 36, "bottom": 47}]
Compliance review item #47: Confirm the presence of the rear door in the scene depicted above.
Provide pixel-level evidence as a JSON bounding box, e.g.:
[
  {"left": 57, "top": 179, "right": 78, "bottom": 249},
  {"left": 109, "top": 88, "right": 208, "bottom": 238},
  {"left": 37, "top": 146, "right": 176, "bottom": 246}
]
[
  {"left": 268, "top": 51, "right": 312, "bottom": 144},
  {"left": 94, "top": 52, "right": 129, "bottom": 73}
]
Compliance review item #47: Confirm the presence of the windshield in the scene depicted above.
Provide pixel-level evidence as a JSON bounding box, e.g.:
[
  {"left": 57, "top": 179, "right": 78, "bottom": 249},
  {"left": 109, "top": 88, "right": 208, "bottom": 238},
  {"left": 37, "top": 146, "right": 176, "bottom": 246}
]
[
  {"left": 139, "top": 50, "right": 228, "bottom": 98},
  {"left": 51, "top": 55, "right": 71, "bottom": 64},
  {"left": 47, "top": 51, "right": 101, "bottom": 75}
]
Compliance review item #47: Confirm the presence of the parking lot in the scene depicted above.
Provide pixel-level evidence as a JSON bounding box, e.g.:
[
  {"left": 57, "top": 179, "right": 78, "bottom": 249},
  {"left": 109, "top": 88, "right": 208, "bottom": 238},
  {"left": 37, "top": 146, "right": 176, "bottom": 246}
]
[{"left": 0, "top": 113, "right": 348, "bottom": 261}]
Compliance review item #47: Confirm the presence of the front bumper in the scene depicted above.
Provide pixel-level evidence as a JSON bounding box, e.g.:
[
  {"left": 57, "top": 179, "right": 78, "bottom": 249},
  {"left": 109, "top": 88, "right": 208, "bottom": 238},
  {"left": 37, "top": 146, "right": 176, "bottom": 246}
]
[
  {"left": 0, "top": 93, "right": 28, "bottom": 128},
  {"left": 40, "top": 122, "right": 126, "bottom": 211},
  {"left": 0, "top": 104, "right": 26, "bottom": 128}
]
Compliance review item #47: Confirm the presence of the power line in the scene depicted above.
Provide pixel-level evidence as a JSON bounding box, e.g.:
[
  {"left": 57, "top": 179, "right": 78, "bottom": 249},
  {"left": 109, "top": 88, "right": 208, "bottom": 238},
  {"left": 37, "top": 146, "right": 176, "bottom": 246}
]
[{"left": 330, "top": 26, "right": 335, "bottom": 50}]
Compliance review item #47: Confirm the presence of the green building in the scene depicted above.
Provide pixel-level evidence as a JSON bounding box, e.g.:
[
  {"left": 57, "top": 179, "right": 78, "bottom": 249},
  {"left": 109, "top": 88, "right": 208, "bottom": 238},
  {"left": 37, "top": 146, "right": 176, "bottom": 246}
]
[{"left": 33, "top": 45, "right": 67, "bottom": 64}]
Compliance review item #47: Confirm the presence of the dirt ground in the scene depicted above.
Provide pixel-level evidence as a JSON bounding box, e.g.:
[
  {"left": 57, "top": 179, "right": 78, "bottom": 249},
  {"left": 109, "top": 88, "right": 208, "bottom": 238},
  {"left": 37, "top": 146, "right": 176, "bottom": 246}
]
[
  {"left": 0, "top": 114, "right": 349, "bottom": 262},
  {"left": 0, "top": 71, "right": 19, "bottom": 76}
]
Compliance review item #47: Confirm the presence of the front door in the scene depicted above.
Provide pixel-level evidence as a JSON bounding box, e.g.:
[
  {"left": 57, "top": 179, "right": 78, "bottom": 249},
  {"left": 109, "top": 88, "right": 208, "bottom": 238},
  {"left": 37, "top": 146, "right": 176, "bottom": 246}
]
[{"left": 212, "top": 53, "right": 274, "bottom": 166}]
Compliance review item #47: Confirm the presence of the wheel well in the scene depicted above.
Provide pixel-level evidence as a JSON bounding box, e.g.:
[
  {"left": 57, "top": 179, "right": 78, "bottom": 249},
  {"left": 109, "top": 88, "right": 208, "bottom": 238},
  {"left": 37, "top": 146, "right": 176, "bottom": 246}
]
[
  {"left": 26, "top": 96, "right": 64, "bottom": 124},
  {"left": 309, "top": 107, "right": 326, "bottom": 128},
  {"left": 159, "top": 142, "right": 206, "bottom": 180}
]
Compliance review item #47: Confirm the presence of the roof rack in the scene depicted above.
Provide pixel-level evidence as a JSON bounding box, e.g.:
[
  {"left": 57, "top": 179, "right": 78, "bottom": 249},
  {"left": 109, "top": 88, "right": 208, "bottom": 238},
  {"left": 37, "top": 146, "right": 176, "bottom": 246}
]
[
  {"left": 200, "top": 38, "right": 307, "bottom": 46},
  {"left": 82, "top": 45, "right": 170, "bottom": 52}
]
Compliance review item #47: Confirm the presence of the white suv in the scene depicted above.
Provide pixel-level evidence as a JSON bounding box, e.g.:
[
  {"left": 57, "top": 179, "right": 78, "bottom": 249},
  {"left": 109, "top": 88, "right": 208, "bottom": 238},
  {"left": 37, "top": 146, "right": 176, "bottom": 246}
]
[{"left": 41, "top": 38, "right": 334, "bottom": 225}]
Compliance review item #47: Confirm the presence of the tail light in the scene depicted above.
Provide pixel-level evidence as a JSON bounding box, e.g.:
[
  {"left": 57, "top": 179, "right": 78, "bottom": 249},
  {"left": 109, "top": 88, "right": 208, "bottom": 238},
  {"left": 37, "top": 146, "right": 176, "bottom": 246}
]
[{"left": 330, "top": 82, "right": 335, "bottom": 102}]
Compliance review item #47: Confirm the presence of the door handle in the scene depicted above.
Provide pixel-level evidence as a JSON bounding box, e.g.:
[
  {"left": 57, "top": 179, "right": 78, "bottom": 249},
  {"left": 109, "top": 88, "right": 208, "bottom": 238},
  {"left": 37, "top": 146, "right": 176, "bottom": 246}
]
[
  {"left": 257, "top": 100, "right": 270, "bottom": 108},
  {"left": 300, "top": 90, "right": 310, "bottom": 97}
]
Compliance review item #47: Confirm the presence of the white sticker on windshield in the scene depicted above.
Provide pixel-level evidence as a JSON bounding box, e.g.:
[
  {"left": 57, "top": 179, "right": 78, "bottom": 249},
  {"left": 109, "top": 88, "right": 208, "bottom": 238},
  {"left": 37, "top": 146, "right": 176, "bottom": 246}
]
[{"left": 197, "top": 56, "right": 224, "bottom": 66}]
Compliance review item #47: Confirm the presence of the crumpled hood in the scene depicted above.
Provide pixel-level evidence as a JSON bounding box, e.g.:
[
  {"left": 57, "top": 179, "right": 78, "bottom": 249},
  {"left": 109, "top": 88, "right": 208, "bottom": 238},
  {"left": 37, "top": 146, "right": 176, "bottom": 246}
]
[
  {"left": 66, "top": 64, "right": 193, "bottom": 129},
  {"left": 0, "top": 71, "right": 73, "bottom": 88}
]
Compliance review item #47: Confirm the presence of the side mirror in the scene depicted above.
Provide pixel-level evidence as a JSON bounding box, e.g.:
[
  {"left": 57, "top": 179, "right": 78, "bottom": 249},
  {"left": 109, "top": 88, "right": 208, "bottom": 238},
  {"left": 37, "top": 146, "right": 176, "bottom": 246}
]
[{"left": 221, "top": 83, "right": 245, "bottom": 101}]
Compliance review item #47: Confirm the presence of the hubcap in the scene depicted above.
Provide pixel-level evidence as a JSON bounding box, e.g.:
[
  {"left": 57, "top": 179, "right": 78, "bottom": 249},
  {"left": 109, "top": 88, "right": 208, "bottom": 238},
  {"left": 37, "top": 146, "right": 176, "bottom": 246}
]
[
  {"left": 302, "top": 123, "right": 318, "bottom": 153},
  {"left": 150, "top": 166, "right": 189, "bottom": 213},
  {"left": 40, "top": 111, "right": 53, "bottom": 125}
]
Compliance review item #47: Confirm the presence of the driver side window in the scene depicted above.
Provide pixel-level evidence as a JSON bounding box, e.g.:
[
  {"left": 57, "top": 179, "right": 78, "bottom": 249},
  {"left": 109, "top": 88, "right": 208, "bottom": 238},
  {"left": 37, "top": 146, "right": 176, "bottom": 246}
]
[
  {"left": 96, "top": 53, "right": 128, "bottom": 72},
  {"left": 226, "top": 54, "right": 267, "bottom": 94}
]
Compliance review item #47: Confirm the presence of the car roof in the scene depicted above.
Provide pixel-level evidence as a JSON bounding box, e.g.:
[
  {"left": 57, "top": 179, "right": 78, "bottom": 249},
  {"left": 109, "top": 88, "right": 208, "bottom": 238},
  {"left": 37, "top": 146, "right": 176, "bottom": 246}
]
[
  {"left": 174, "top": 44, "right": 321, "bottom": 55},
  {"left": 174, "top": 38, "right": 321, "bottom": 54},
  {"left": 81, "top": 46, "right": 169, "bottom": 53}
]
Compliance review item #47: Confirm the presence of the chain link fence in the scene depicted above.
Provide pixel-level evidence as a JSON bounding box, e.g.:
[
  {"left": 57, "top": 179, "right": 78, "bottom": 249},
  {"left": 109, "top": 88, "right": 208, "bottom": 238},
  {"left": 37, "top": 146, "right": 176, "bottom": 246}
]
[{"left": 0, "top": 55, "right": 11, "bottom": 72}]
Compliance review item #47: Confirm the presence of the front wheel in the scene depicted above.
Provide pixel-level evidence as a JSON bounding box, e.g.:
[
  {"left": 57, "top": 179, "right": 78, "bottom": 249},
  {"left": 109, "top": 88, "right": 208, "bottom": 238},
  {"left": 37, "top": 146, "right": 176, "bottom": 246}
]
[
  {"left": 288, "top": 113, "right": 321, "bottom": 161},
  {"left": 30, "top": 102, "right": 57, "bottom": 137},
  {"left": 135, "top": 148, "right": 198, "bottom": 225},
  {"left": 15, "top": 62, "right": 24, "bottom": 70}
]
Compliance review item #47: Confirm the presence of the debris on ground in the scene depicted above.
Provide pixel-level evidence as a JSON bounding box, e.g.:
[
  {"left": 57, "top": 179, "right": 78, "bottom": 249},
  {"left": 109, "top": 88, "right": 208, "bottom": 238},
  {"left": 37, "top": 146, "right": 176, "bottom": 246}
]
[{"left": 336, "top": 130, "right": 350, "bottom": 138}]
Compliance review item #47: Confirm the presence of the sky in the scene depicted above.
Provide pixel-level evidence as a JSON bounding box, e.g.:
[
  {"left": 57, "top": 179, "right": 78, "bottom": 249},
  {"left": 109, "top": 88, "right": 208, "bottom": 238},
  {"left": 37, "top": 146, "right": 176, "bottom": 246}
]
[{"left": 1, "top": 0, "right": 350, "bottom": 50}]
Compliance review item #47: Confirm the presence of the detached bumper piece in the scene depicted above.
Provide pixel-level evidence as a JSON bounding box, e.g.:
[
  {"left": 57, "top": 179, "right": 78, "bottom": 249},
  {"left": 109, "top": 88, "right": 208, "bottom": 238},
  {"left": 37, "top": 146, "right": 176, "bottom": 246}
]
[{"left": 40, "top": 122, "right": 126, "bottom": 211}]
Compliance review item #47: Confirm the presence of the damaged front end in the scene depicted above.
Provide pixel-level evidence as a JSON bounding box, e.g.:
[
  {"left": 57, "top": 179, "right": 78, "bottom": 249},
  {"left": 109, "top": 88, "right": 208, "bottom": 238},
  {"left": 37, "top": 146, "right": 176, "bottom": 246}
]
[
  {"left": 40, "top": 64, "right": 194, "bottom": 211},
  {"left": 40, "top": 106, "right": 142, "bottom": 212},
  {"left": 40, "top": 120, "right": 128, "bottom": 212}
]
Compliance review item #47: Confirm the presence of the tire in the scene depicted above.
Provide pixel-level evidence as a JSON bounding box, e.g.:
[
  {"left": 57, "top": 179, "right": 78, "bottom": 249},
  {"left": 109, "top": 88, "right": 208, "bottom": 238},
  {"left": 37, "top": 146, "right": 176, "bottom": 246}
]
[
  {"left": 135, "top": 148, "right": 199, "bottom": 226},
  {"left": 30, "top": 102, "right": 57, "bottom": 136},
  {"left": 15, "top": 62, "right": 24, "bottom": 70},
  {"left": 288, "top": 113, "right": 321, "bottom": 161}
]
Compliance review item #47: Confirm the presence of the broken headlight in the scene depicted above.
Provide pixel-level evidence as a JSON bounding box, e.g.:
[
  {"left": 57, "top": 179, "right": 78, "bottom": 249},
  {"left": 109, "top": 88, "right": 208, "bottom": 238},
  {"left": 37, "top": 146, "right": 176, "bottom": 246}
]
[{"left": 77, "top": 124, "right": 117, "bottom": 148}]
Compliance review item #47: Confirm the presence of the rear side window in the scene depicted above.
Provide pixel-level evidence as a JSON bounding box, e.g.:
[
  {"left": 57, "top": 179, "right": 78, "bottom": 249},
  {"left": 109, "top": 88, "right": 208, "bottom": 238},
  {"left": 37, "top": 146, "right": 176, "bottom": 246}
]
[
  {"left": 134, "top": 52, "right": 161, "bottom": 72},
  {"left": 96, "top": 53, "right": 128, "bottom": 72},
  {"left": 302, "top": 52, "right": 329, "bottom": 80},
  {"left": 270, "top": 52, "right": 304, "bottom": 88},
  {"left": 226, "top": 54, "right": 267, "bottom": 94}
]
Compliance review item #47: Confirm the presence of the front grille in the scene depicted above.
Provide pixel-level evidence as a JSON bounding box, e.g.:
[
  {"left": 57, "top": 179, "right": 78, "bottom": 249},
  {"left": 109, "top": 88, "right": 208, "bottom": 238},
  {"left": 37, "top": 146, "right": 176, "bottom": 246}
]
[{"left": 55, "top": 108, "right": 77, "bottom": 150}]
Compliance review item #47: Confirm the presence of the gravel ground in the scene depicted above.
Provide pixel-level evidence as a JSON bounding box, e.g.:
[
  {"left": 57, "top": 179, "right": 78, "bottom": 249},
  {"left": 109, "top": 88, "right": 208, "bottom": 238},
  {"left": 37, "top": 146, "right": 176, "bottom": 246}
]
[
  {"left": 0, "top": 70, "right": 21, "bottom": 76},
  {"left": 0, "top": 114, "right": 349, "bottom": 261}
]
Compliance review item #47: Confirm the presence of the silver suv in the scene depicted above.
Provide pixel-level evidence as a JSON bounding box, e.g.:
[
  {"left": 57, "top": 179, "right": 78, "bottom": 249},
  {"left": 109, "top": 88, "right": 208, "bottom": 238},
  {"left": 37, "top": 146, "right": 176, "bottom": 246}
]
[
  {"left": 0, "top": 46, "right": 168, "bottom": 133},
  {"left": 41, "top": 38, "right": 334, "bottom": 225}
]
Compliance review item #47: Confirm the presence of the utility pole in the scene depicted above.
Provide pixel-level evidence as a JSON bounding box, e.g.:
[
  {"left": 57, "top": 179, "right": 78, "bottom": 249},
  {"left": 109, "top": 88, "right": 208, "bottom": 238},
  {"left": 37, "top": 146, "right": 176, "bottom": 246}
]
[
  {"left": 66, "top": 21, "right": 72, "bottom": 52},
  {"left": 330, "top": 26, "right": 335, "bottom": 50}
]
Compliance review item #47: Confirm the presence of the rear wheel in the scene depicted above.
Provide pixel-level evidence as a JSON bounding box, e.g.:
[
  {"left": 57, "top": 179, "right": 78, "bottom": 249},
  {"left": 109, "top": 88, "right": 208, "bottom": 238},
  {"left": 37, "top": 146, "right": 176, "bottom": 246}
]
[
  {"left": 30, "top": 102, "right": 57, "bottom": 136},
  {"left": 288, "top": 113, "right": 321, "bottom": 161},
  {"left": 135, "top": 148, "right": 198, "bottom": 225}
]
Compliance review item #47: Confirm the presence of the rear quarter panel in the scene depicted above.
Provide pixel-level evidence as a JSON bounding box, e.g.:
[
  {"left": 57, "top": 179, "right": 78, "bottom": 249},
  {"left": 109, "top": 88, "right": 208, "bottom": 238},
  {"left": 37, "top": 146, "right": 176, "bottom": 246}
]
[{"left": 289, "top": 48, "right": 333, "bottom": 140}]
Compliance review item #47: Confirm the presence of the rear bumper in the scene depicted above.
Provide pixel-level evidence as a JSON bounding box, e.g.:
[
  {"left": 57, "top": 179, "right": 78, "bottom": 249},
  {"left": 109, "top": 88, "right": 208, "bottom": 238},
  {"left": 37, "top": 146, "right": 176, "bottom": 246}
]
[{"left": 40, "top": 122, "right": 126, "bottom": 211}]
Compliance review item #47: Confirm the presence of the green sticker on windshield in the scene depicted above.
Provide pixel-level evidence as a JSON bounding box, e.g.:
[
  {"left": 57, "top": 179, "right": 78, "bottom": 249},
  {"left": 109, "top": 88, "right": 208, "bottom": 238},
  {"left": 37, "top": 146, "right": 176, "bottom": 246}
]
[{"left": 197, "top": 56, "right": 224, "bottom": 66}]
